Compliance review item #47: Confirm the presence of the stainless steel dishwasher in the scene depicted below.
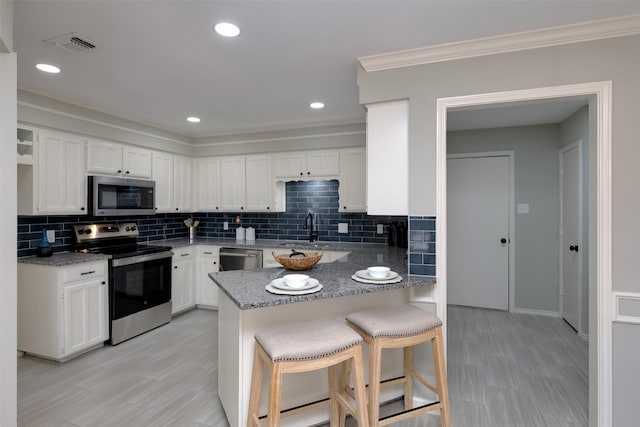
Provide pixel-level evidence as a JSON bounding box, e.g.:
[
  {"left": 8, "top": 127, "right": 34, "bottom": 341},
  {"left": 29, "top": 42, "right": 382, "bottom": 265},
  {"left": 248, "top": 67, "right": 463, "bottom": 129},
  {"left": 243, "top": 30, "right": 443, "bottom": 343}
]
[{"left": 219, "top": 247, "right": 263, "bottom": 271}]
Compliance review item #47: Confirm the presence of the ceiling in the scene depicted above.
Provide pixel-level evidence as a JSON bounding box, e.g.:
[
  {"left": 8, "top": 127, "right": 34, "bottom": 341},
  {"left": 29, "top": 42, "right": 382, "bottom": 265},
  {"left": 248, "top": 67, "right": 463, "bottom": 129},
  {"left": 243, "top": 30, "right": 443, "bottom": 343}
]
[{"left": 14, "top": 1, "right": 640, "bottom": 138}]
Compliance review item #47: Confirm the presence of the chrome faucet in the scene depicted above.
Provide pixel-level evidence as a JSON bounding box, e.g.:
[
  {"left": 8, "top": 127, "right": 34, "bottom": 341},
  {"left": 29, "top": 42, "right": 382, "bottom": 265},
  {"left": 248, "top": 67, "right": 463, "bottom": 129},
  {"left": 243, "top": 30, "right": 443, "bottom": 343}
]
[{"left": 304, "top": 212, "right": 318, "bottom": 242}]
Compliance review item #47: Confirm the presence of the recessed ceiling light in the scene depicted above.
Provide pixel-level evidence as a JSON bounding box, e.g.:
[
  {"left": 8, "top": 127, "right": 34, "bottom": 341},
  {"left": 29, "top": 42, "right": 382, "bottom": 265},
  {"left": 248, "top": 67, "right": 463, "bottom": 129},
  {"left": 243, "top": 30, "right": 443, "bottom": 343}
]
[
  {"left": 310, "top": 102, "right": 325, "bottom": 109},
  {"left": 187, "top": 117, "right": 201, "bottom": 123},
  {"left": 36, "top": 63, "right": 61, "bottom": 74},
  {"left": 214, "top": 22, "right": 241, "bottom": 37}
]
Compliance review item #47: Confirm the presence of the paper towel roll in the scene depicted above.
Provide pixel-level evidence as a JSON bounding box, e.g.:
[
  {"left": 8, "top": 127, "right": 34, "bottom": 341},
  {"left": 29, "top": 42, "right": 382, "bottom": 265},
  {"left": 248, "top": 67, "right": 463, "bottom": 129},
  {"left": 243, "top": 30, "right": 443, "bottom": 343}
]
[
  {"left": 246, "top": 227, "right": 255, "bottom": 241},
  {"left": 236, "top": 226, "right": 245, "bottom": 240}
]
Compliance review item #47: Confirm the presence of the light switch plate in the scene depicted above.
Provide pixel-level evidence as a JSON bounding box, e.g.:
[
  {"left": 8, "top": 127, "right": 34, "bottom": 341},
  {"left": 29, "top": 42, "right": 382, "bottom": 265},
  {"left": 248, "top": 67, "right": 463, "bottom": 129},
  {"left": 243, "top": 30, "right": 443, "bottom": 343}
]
[
  {"left": 517, "top": 203, "right": 530, "bottom": 214},
  {"left": 377, "top": 224, "right": 384, "bottom": 234},
  {"left": 223, "top": 221, "right": 229, "bottom": 230},
  {"left": 46, "top": 229, "right": 55, "bottom": 243},
  {"left": 338, "top": 223, "right": 349, "bottom": 234}
]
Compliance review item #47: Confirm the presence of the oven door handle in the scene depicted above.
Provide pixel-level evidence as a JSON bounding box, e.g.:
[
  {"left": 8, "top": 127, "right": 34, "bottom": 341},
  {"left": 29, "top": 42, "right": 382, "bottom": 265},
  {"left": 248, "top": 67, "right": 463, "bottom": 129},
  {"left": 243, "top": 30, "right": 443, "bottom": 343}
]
[{"left": 111, "top": 251, "right": 174, "bottom": 267}]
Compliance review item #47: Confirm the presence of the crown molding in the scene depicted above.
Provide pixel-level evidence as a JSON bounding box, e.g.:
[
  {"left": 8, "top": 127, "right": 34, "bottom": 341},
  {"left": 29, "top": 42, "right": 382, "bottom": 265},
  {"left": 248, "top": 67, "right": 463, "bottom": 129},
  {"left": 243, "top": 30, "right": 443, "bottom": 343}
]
[{"left": 359, "top": 14, "right": 640, "bottom": 72}]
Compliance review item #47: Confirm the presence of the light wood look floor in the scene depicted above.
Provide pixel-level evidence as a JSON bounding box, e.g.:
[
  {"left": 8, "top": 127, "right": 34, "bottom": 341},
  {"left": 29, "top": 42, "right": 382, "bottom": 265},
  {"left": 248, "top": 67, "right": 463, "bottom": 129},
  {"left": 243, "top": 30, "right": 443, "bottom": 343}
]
[{"left": 18, "top": 305, "right": 588, "bottom": 427}]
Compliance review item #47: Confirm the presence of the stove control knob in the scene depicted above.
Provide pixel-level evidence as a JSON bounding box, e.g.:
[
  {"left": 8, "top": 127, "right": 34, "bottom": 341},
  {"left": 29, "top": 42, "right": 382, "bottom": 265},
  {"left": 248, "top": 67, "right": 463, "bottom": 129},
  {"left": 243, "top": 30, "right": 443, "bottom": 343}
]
[
  {"left": 77, "top": 229, "right": 85, "bottom": 235},
  {"left": 125, "top": 226, "right": 131, "bottom": 232},
  {"left": 131, "top": 226, "right": 137, "bottom": 231}
]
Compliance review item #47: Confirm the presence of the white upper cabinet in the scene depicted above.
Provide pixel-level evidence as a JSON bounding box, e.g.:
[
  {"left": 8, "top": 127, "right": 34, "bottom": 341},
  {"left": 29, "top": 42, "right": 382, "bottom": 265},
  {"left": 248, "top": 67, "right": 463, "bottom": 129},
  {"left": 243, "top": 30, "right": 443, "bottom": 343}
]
[
  {"left": 274, "top": 150, "right": 339, "bottom": 179},
  {"left": 87, "top": 140, "right": 152, "bottom": 179},
  {"left": 152, "top": 152, "right": 192, "bottom": 213},
  {"left": 173, "top": 155, "right": 192, "bottom": 212},
  {"left": 366, "top": 100, "right": 409, "bottom": 216},
  {"left": 152, "top": 151, "right": 174, "bottom": 213},
  {"left": 86, "top": 140, "right": 122, "bottom": 176},
  {"left": 245, "top": 154, "right": 274, "bottom": 212},
  {"left": 338, "top": 148, "right": 366, "bottom": 212},
  {"left": 220, "top": 156, "right": 246, "bottom": 211},
  {"left": 122, "top": 146, "right": 153, "bottom": 178},
  {"left": 194, "top": 157, "right": 221, "bottom": 212},
  {"left": 36, "top": 130, "right": 87, "bottom": 215}
]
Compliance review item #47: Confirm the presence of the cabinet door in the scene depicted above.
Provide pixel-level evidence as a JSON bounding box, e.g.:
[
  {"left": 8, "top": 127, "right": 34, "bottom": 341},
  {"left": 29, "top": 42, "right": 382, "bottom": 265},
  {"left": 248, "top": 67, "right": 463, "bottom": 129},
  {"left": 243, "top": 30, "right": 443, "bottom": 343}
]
[
  {"left": 366, "top": 100, "right": 408, "bottom": 215},
  {"left": 173, "top": 156, "right": 192, "bottom": 212},
  {"left": 194, "top": 157, "right": 221, "bottom": 212},
  {"left": 197, "top": 247, "right": 220, "bottom": 307},
  {"left": 152, "top": 152, "right": 174, "bottom": 213},
  {"left": 122, "top": 146, "right": 152, "bottom": 179},
  {"left": 273, "top": 153, "right": 305, "bottom": 178},
  {"left": 306, "top": 151, "right": 340, "bottom": 176},
  {"left": 87, "top": 140, "right": 123, "bottom": 176},
  {"left": 339, "top": 148, "right": 366, "bottom": 212},
  {"left": 172, "top": 250, "right": 195, "bottom": 314},
  {"left": 220, "top": 157, "right": 246, "bottom": 211},
  {"left": 63, "top": 278, "right": 108, "bottom": 356},
  {"left": 245, "top": 155, "right": 274, "bottom": 212},
  {"left": 38, "top": 131, "right": 87, "bottom": 214}
]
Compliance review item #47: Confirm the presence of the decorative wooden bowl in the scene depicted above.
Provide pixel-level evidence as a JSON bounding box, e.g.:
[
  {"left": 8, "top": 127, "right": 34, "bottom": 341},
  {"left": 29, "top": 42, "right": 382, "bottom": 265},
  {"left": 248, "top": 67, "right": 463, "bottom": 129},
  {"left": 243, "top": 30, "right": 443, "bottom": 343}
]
[{"left": 273, "top": 252, "right": 323, "bottom": 271}]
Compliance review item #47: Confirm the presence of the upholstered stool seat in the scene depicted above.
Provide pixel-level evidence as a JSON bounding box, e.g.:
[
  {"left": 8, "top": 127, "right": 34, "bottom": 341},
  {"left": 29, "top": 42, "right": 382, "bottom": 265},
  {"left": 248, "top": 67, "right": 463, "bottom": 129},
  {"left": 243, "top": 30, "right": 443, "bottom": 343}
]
[
  {"left": 248, "top": 318, "right": 369, "bottom": 427},
  {"left": 347, "top": 305, "right": 451, "bottom": 427}
]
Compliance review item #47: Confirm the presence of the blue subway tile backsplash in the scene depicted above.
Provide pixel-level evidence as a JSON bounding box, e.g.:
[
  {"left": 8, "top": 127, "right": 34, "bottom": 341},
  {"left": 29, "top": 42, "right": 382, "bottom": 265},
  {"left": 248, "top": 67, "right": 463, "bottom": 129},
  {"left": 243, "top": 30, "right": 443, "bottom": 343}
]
[
  {"left": 408, "top": 216, "right": 436, "bottom": 276},
  {"left": 17, "top": 180, "right": 404, "bottom": 257}
]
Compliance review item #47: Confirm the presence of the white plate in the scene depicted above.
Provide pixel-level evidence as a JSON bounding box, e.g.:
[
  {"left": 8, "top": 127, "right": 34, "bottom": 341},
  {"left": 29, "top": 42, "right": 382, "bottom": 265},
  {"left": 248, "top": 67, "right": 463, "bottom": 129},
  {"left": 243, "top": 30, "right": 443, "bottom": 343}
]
[
  {"left": 355, "top": 270, "right": 399, "bottom": 281},
  {"left": 351, "top": 274, "right": 403, "bottom": 285},
  {"left": 270, "top": 277, "right": 319, "bottom": 291},
  {"left": 265, "top": 283, "right": 323, "bottom": 295}
]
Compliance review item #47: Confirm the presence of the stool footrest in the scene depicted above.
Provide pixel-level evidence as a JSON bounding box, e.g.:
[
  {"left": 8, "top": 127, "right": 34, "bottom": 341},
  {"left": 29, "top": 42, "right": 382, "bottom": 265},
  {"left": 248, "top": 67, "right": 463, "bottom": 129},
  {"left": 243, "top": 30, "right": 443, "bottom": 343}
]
[
  {"left": 379, "top": 400, "right": 442, "bottom": 426},
  {"left": 257, "top": 397, "right": 329, "bottom": 421}
]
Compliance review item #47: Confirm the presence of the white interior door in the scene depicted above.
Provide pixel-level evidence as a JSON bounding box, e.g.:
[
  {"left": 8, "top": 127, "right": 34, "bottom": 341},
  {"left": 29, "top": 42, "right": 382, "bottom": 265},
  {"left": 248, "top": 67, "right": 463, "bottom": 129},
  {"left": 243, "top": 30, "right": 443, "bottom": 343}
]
[
  {"left": 447, "top": 155, "right": 510, "bottom": 310},
  {"left": 560, "top": 142, "right": 581, "bottom": 331}
]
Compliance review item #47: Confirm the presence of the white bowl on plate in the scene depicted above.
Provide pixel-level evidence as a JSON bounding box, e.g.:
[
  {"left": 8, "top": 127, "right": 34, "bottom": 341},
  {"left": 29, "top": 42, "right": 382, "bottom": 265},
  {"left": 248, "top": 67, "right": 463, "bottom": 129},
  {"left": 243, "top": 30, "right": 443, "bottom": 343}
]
[
  {"left": 283, "top": 274, "right": 309, "bottom": 289},
  {"left": 367, "top": 266, "right": 391, "bottom": 279}
]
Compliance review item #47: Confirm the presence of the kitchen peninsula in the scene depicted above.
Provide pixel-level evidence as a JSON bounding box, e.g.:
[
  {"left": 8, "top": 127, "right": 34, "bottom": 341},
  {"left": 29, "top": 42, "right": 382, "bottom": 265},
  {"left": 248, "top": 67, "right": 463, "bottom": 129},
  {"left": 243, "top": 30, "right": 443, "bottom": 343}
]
[{"left": 209, "top": 244, "right": 435, "bottom": 427}]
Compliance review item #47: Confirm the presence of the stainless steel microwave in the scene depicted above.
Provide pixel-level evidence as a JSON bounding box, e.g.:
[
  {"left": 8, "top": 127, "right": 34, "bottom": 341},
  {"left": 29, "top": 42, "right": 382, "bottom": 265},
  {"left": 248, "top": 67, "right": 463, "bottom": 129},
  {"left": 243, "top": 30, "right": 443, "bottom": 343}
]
[{"left": 89, "top": 176, "right": 156, "bottom": 216}]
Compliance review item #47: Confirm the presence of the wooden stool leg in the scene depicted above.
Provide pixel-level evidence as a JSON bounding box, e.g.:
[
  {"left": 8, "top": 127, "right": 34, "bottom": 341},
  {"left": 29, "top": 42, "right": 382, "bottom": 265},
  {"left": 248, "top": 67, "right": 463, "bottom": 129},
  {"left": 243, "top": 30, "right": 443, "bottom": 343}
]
[
  {"left": 267, "top": 362, "right": 283, "bottom": 427},
  {"left": 328, "top": 364, "right": 340, "bottom": 426},
  {"left": 351, "top": 345, "right": 370, "bottom": 427},
  {"left": 247, "top": 345, "right": 264, "bottom": 427},
  {"left": 432, "top": 328, "right": 451, "bottom": 427},
  {"left": 403, "top": 346, "right": 414, "bottom": 411},
  {"left": 368, "top": 339, "right": 383, "bottom": 427},
  {"left": 338, "top": 360, "right": 351, "bottom": 427}
]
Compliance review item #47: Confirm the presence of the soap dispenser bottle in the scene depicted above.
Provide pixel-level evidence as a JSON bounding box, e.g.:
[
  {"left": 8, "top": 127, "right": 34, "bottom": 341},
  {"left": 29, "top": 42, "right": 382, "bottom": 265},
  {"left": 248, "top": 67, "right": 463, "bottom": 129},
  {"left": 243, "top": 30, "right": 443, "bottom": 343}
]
[{"left": 36, "top": 228, "right": 53, "bottom": 257}]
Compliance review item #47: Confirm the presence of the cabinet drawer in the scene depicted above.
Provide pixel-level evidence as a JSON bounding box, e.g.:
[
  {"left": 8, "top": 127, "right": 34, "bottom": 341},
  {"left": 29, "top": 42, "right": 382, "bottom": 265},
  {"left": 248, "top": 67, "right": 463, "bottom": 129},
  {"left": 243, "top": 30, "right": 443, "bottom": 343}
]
[{"left": 63, "top": 262, "right": 106, "bottom": 283}]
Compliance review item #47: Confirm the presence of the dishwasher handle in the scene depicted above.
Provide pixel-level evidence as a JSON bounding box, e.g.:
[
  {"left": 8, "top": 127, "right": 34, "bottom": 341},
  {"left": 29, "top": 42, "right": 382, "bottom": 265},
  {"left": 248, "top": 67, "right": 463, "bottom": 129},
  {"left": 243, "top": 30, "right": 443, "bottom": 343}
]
[{"left": 221, "top": 252, "right": 258, "bottom": 258}]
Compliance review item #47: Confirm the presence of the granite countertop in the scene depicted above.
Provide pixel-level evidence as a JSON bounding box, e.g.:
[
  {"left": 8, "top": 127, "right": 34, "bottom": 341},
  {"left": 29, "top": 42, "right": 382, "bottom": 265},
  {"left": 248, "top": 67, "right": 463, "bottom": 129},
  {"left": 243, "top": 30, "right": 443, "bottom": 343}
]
[
  {"left": 17, "top": 252, "right": 110, "bottom": 267},
  {"left": 207, "top": 243, "right": 436, "bottom": 310}
]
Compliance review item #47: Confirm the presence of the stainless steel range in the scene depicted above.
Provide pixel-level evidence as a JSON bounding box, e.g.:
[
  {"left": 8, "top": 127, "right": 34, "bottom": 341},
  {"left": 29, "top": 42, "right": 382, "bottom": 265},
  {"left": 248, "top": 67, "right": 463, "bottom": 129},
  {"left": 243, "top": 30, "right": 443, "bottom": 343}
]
[{"left": 72, "top": 222, "right": 173, "bottom": 345}]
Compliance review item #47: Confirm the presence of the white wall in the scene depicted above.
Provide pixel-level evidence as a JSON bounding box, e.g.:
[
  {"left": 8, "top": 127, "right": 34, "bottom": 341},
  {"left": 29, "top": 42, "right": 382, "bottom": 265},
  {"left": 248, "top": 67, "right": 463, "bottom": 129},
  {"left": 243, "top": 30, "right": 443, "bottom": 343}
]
[
  {"left": 1, "top": 2, "right": 17, "bottom": 426},
  {"left": 18, "top": 90, "right": 195, "bottom": 156},
  {"left": 193, "top": 122, "right": 365, "bottom": 157},
  {"left": 358, "top": 33, "right": 640, "bottom": 425},
  {"left": 448, "top": 124, "right": 561, "bottom": 313}
]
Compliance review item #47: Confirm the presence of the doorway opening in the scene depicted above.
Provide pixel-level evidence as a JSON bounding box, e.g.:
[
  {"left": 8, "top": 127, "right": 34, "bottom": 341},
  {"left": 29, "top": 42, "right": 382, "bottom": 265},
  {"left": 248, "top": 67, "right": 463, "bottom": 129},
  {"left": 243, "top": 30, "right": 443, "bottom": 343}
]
[{"left": 435, "top": 81, "right": 613, "bottom": 424}]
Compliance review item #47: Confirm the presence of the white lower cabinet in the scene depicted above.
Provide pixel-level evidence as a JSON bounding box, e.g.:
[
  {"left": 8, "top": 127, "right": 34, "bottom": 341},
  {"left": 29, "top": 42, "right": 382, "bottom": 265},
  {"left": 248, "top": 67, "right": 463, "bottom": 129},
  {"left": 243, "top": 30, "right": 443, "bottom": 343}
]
[
  {"left": 18, "top": 261, "right": 109, "bottom": 361},
  {"left": 196, "top": 246, "right": 220, "bottom": 308},
  {"left": 171, "top": 247, "right": 195, "bottom": 315}
]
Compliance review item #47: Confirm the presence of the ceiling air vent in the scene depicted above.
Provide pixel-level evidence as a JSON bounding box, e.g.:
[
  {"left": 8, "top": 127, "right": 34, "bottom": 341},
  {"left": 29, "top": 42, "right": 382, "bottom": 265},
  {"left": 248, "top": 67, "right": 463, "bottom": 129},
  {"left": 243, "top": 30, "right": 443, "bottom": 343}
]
[{"left": 43, "top": 32, "right": 98, "bottom": 53}]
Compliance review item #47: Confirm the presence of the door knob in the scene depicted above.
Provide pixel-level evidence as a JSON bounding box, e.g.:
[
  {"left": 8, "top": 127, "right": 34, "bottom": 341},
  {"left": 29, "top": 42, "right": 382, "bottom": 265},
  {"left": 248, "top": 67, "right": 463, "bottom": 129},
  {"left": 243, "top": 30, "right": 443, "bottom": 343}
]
[
  {"left": 500, "top": 238, "right": 507, "bottom": 244},
  {"left": 569, "top": 245, "right": 579, "bottom": 252}
]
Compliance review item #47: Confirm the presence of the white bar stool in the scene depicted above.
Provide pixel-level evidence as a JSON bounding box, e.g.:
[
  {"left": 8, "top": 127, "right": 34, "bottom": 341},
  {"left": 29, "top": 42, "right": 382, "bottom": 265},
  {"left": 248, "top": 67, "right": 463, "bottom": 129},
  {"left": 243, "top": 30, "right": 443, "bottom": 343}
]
[
  {"left": 247, "top": 318, "right": 370, "bottom": 427},
  {"left": 346, "top": 305, "right": 451, "bottom": 427}
]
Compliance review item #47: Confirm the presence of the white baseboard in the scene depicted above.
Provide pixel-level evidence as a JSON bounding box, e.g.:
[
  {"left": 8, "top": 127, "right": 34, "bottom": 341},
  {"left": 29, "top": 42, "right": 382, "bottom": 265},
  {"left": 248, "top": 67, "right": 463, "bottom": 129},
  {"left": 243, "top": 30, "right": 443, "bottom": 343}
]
[{"left": 512, "top": 307, "right": 561, "bottom": 317}]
